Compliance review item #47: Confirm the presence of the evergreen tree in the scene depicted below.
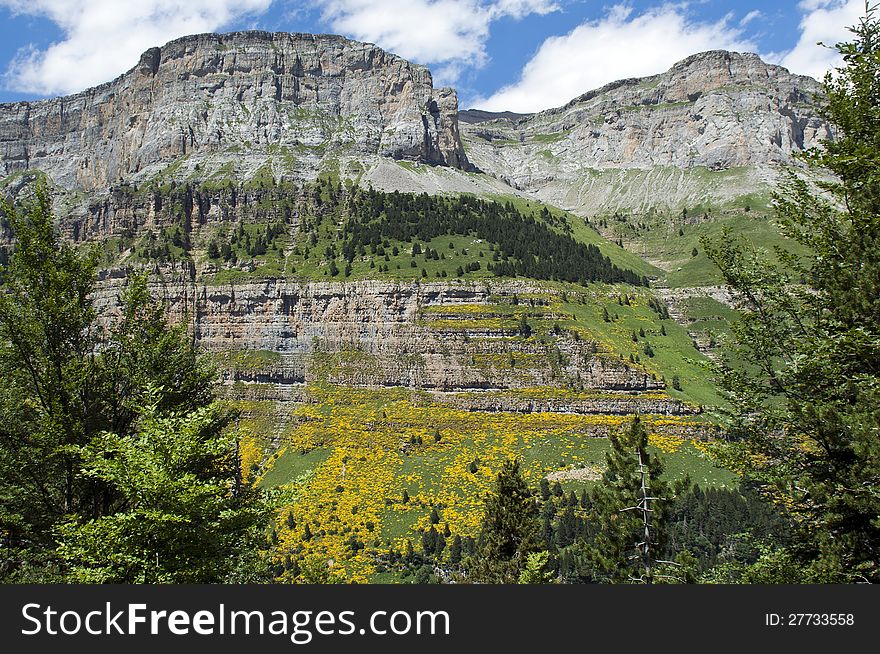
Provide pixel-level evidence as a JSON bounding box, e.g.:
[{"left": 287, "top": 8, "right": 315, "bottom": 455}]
[
  {"left": 586, "top": 417, "right": 675, "bottom": 583},
  {"left": 703, "top": 5, "right": 880, "bottom": 582},
  {"left": 518, "top": 313, "right": 532, "bottom": 338},
  {"left": 539, "top": 477, "right": 551, "bottom": 501},
  {"left": 467, "top": 459, "right": 541, "bottom": 583},
  {"left": 448, "top": 535, "right": 463, "bottom": 566},
  {"left": 518, "top": 551, "right": 554, "bottom": 584}
]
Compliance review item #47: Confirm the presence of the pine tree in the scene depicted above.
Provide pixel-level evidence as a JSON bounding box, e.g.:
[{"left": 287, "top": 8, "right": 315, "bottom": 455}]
[
  {"left": 518, "top": 313, "right": 532, "bottom": 338},
  {"left": 703, "top": 4, "right": 880, "bottom": 582},
  {"left": 539, "top": 477, "right": 551, "bottom": 501},
  {"left": 467, "top": 459, "right": 541, "bottom": 583},
  {"left": 448, "top": 535, "right": 463, "bottom": 566},
  {"left": 518, "top": 551, "right": 554, "bottom": 584},
  {"left": 586, "top": 417, "right": 676, "bottom": 583}
]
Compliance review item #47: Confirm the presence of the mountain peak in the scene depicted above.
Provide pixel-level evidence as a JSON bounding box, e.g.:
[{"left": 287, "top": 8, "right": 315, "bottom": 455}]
[
  {"left": 460, "top": 48, "right": 831, "bottom": 215},
  {"left": 0, "top": 30, "right": 470, "bottom": 193}
]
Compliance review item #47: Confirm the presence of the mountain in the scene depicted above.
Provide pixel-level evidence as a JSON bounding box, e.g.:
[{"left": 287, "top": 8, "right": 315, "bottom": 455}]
[
  {"left": 462, "top": 50, "right": 831, "bottom": 215},
  {"left": 0, "top": 33, "right": 829, "bottom": 404},
  {"left": 0, "top": 31, "right": 470, "bottom": 196},
  {"left": 1, "top": 40, "right": 830, "bottom": 225},
  {"left": 0, "top": 32, "right": 821, "bottom": 583}
]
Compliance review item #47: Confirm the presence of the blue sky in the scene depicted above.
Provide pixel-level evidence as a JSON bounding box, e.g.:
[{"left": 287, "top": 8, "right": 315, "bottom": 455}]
[{"left": 0, "top": 1, "right": 867, "bottom": 112}]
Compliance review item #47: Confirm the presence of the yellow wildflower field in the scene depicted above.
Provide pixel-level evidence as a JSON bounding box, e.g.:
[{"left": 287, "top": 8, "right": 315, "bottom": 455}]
[{"left": 253, "top": 384, "right": 727, "bottom": 583}]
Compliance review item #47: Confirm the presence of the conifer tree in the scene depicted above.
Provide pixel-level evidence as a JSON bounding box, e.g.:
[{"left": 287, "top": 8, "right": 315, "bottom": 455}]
[
  {"left": 467, "top": 459, "right": 541, "bottom": 583},
  {"left": 586, "top": 417, "right": 674, "bottom": 583},
  {"left": 448, "top": 535, "right": 463, "bottom": 566},
  {"left": 703, "top": 4, "right": 880, "bottom": 582}
]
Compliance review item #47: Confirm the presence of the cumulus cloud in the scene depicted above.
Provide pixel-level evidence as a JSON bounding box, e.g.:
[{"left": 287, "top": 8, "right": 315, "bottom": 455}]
[
  {"left": 315, "top": 0, "right": 558, "bottom": 84},
  {"left": 777, "top": 0, "right": 865, "bottom": 81},
  {"left": 473, "top": 3, "right": 757, "bottom": 112},
  {"left": 1, "top": 0, "right": 273, "bottom": 96}
]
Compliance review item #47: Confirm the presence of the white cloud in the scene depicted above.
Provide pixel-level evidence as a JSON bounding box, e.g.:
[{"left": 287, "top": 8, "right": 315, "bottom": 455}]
[
  {"left": 740, "top": 10, "right": 762, "bottom": 27},
  {"left": 776, "top": 0, "right": 865, "bottom": 81},
  {"left": 1, "top": 0, "right": 273, "bottom": 96},
  {"left": 473, "top": 4, "right": 756, "bottom": 112},
  {"left": 314, "top": 0, "right": 558, "bottom": 84}
]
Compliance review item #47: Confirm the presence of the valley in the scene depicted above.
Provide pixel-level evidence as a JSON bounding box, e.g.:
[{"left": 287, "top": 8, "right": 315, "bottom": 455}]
[{"left": 0, "top": 30, "right": 826, "bottom": 582}]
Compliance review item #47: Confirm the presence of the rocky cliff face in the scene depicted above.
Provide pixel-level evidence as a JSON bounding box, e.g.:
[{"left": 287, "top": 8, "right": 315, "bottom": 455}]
[
  {"left": 0, "top": 40, "right": 805, "bottom": 412},
  {"left": 0, "top": 43, "right": 831, "bottom": 219},
  {"left": 462, "top": 51, "right": 832, "bottom": 214},
  {"left": 0, "top": 31, "right": 470, "bottom": 193},
  {"left": 89, "top": 273, "right": 687, "bottom": 413}
]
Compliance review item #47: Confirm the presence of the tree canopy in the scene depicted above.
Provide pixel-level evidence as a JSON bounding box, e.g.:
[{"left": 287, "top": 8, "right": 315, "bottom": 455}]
[
  {"left": 703, "top": 3, "right": 880, "bottom": 582},
  {"left": 0, "top": 184, "right": 267, "bottom": 582}
]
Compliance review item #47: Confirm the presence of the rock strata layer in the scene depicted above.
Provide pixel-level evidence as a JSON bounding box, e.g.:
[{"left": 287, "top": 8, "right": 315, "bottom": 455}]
[
  {"left": 462, "top": 51, "right": 832, "bottom": 214},
  {"left": 0, "top": 32, "right": 470, "bottom": 193},
  {"left": 91, "top": 275, "right": 676, "bottom": 408}
]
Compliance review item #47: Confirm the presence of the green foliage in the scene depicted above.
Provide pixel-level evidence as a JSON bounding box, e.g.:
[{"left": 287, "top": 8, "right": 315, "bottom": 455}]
[
  {"left": 518, "top": 551, "right": 554, "bottom": 584},
  {"left": 467, "top": 459, "right": 541, "bottom": 583},
  {"left": 95, "top": 272, "right": 215, "bottom": 432},
  {"left": 56, "top": 391, "right": 265, "bottom": 583},
  {"left": 703, "top": 5, "right": 880, "bottom": 582},
  {"left": 517, "top": 313, "right": 532, "bottom": 338},
  {"left": 338, "top": 188, "right": 646, "bottom": 286},
  {"left": 586, "top": 417, "right": 676, "bottom": 583},
  {"left": 0, "top": 185, "right": 264, "bottom": 582},
  {"left": 0, "top": 184, "right": 99, "bottom": 562}
]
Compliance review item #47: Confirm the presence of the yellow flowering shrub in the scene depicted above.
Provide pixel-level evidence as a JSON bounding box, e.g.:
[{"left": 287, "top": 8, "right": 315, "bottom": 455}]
[
  {"left": 238, "top": 434, "right": 264, "bottom": 484},
  {"left": 262, "top": 383, "right": 711, "bottom": 582}
]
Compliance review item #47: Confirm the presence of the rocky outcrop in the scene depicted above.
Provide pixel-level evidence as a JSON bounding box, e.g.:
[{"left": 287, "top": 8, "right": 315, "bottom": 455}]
[
  {"left": 0, "top": 32, "right": 470, "bottom": 193},
  {"left": 91, "top": 275, "right": 663, "bottom": 395},
  {"left": 0, "top": 43, "right": 832, "bottom": 219},
  {"left": 426, "top": 390, "right": 696, "bottom": 416},
  {"left": 462, "top": 51, "right": 832, "bottom": 214}
]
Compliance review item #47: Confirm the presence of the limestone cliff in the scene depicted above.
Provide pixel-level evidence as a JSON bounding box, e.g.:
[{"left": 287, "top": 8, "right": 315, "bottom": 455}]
[
  {"left": 0, "top": 32, "right": 470, "bottom": 193},
  {"left": 0, "top": 40, "right": 805, "bottom": 412},
  {"left": 462, "top": 51, "right": 832, "bottom": 214},
  {"left": 89, "top": 273, "right": 687, "bottom": 414}
]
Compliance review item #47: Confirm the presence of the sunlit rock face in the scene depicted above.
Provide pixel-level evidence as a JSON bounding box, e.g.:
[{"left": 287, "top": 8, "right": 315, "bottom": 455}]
[{"left": 0, "top": 31, "right": 470, "bottom": 193}]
